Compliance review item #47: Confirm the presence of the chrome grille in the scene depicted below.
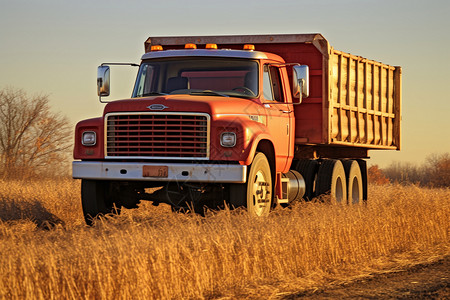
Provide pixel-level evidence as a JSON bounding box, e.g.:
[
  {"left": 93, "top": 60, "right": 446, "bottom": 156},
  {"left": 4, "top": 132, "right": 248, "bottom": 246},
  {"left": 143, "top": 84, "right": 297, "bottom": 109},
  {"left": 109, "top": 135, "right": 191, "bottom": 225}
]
[{"left": 105, "top": 113, "right": 209, "bottom": 159}]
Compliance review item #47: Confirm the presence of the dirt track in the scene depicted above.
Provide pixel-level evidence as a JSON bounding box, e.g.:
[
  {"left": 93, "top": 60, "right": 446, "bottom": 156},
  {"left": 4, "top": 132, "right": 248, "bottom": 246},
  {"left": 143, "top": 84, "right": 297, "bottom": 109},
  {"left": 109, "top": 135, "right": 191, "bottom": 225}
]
[{"left": 285, "top": 256, "right": 449, "bottom": 299}]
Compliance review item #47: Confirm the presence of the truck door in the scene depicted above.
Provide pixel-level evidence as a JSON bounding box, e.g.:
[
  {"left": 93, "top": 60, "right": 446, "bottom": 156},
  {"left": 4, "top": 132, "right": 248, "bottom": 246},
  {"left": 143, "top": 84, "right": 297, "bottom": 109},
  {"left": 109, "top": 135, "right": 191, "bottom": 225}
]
[{"left": 262, "top": 64, "right": 293, "bottom": 172}]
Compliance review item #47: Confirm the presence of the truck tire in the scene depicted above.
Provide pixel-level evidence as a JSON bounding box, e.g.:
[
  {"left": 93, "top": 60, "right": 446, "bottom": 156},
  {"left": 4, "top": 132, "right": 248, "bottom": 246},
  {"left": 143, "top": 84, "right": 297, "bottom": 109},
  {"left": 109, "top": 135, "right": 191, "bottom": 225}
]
[
  {"left": 315, "top": 159, "right": 347, "bottom": 204},
  {"left": 295, "top": 159, "right": 319, "bottom": 201},
  {"left": 229, "top": 152, "right": 272, "bottom": 216},
  {"left": 81, "top": 180, "right": 120, "bottom": 225},
  {"left": 343, "top": 160, "right": 363, "bottom": 204},
  {"left": 229, "top": 183, "right": 246, "bottom": 208},
  {"left": 356, "top": 159, "right": 368, "bottom": 201}
]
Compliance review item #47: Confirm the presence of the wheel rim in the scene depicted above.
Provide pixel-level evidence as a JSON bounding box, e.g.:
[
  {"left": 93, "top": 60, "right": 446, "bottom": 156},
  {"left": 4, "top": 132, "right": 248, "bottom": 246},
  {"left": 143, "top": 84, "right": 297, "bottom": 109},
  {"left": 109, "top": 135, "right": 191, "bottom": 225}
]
[
  {"left": 251, "top": 170, "right": 271, "bottom": 216},
  {"left": 335, "top": 176, "right": 345, "bottom": 203},
  {"left": 350, "top": 176, "right": 360, "bottom": 204}
]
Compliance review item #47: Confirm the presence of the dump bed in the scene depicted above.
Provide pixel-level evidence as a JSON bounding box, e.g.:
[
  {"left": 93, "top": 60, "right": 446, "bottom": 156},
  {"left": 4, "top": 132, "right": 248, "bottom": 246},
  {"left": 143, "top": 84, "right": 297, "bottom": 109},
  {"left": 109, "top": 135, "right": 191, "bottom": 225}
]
[{"left": 145, "top": 34, "right": 401, "bottom": 152}]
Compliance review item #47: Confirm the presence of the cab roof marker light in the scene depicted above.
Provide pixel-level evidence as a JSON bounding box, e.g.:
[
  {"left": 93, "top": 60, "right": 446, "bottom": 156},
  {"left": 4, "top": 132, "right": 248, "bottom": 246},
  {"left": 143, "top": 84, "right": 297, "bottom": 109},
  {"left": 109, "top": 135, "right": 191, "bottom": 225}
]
[
  {"left": 151, "top": 45, "right": 163, "bottom": 51},
  {"left": 206, "top": 43, "right": 218, "bottom": 49},
  {"left": 243, "top": 44, "right": 255, "bottom": 51},
  {"left": 185, "top": 43, "right": 197, "bottom": 49}
]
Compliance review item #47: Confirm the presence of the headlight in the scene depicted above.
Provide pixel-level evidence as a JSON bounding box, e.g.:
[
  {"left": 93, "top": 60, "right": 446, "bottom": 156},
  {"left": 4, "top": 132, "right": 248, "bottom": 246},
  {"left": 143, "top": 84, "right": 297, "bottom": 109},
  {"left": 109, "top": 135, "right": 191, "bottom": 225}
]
[
  {"left": 220, "top": 132, "right": 236, "bottom": 147},
  {"left": 82, "top": 131, "right": 96, "bottom": 146}
]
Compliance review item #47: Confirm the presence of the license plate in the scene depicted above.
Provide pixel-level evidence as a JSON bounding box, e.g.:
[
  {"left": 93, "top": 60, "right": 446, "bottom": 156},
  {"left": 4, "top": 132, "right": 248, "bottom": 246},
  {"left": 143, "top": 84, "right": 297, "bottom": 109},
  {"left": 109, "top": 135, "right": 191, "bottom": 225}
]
[{"left": 143, "top": 165, "right": 168, "bottom": 178}]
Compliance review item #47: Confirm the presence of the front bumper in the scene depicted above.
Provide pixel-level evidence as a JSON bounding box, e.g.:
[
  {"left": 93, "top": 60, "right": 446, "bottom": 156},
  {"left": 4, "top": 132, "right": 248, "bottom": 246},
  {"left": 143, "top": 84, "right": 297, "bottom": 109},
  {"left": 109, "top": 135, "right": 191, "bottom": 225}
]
[{"left": 72, "top": 161, "right": 247, "bottom": 183}]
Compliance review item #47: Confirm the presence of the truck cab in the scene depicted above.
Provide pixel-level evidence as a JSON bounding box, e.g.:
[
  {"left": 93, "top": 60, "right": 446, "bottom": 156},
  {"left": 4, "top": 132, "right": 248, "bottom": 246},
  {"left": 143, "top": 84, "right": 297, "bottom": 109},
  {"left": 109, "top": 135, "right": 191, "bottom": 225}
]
[{"left": 73, "top": 43, "right": 308, "bottom": 223}]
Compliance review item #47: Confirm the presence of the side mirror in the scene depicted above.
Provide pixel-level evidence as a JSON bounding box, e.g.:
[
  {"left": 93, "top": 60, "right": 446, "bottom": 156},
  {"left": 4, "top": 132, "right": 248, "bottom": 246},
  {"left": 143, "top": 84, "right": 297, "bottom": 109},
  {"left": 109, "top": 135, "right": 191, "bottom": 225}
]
[
  {"left": 97, "top": 66, "right": 110, "bottom": 97},
  {"left": 292, "top": 65, "right": 309, "bottom": 103}
]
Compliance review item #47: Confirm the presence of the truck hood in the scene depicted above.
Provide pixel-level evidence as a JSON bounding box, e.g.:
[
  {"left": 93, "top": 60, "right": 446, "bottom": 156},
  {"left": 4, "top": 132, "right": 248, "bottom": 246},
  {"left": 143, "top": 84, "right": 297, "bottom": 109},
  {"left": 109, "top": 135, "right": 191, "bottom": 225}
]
[{"left": 103, "top": 94, "right": 265, "bottom": 117}]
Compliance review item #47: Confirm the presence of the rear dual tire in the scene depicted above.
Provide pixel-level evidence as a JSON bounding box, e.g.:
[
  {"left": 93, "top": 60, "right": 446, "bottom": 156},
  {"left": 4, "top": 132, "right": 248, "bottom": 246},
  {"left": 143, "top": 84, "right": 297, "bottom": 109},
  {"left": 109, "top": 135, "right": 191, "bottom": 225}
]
[
  {"left": 295, "top": 159, "right": 319, "bottom": 201},
  {"left": 343, "top": 160, "right": 363, "bottom": 204},
  {"left": 316, "top": 159, "right": 347, "bottom": 203},
  {"left": 315, "top": 159, "right": 364, "bottom": 205}
]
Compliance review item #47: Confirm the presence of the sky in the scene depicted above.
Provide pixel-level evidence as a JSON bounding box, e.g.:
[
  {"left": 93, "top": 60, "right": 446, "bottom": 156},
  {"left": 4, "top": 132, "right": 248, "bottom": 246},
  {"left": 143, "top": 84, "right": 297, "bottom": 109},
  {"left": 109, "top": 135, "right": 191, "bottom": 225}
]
[{"left": 1, "top": 0, "right": 449, "bottom": 167}]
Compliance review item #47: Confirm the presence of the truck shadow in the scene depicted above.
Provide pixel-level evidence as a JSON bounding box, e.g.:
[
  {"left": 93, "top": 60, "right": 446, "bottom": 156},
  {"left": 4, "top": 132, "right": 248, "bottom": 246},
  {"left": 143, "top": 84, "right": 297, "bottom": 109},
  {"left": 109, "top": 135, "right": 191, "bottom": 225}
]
[{"left": 0, "top": 198, "right": 65, "bottom": 230}]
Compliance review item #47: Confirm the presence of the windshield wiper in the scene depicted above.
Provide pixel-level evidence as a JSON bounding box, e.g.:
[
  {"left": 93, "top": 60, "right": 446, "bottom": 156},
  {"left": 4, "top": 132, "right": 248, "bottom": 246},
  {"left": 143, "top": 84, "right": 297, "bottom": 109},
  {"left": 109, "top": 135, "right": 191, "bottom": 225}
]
[
  {"left": 189, "top": 90, "right": 230, "bottom": 97},
  {"left": 227, "top": 94, "right": 255, "bottom": 99},
  {"left": 141, "top": 92, "right": 168, "bottom": 97}
]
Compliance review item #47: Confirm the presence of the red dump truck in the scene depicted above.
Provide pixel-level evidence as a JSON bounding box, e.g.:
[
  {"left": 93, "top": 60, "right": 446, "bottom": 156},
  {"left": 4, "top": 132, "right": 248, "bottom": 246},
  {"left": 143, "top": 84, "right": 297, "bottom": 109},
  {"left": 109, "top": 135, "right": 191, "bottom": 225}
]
[{"left": 73, "top": 34, "right": 401, "bottom": 224}]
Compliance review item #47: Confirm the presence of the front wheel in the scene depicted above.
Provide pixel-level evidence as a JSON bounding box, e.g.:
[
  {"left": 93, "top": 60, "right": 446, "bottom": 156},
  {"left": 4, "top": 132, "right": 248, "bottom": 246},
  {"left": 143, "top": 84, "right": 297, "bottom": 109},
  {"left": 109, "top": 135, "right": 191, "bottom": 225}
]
[
  {"left": 81, "top": 180, "right": 120, "bottom": 225},
  {"left": 229, "top": 152, "right": 273, "bottom": 216}
]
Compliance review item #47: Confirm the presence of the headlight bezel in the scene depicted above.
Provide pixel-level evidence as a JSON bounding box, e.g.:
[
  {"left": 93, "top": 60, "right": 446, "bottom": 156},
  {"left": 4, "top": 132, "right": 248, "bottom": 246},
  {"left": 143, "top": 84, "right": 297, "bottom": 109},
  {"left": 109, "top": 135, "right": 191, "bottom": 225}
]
[
  {"left": 81, "top": 131, "right": 97, "bottom": 146},
  {"left": 220, "top": 132, "right": 236, "bottom": 147}
]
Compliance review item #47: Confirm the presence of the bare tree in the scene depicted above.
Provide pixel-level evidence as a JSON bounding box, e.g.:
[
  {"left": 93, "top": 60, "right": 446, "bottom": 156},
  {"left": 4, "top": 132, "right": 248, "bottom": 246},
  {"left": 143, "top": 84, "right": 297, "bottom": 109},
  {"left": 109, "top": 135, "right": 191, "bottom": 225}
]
[
  {"left": 0, "top": 87, "right": 72, "bottom": 179},
  {"left": 423, "top": 153, "right": 450, "bottom": 188}
]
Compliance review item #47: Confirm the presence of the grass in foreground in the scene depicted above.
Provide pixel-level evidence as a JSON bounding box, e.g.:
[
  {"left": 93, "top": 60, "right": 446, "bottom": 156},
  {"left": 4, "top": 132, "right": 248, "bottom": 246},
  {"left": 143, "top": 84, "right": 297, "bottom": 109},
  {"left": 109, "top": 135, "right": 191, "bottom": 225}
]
[{"left": 0, "top": 179, "right": 449, "bottom": 299}]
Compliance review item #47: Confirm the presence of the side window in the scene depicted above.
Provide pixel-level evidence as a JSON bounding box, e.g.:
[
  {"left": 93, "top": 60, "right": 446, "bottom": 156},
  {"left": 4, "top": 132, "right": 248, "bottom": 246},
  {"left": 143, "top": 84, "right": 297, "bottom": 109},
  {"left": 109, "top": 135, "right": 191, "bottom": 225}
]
[
  {"left": 143, "top": 65, "right": 155, "bottom": 95},
  {"left": 263, "top": 65, "right": 273, "bottom": 100},
  {"left": 263, "top": 65, "right": 284, "bottom": 102},
  {"left": 134, "top": 65, "right": 155, "bottom": 97}
]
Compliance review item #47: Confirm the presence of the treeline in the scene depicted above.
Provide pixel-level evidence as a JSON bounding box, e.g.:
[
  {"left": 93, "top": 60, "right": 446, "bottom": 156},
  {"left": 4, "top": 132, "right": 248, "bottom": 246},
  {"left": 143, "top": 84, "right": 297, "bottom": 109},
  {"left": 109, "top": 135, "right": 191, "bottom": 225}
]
[{"left": 369, "top": 153, "right": 450, "bottom": 188}]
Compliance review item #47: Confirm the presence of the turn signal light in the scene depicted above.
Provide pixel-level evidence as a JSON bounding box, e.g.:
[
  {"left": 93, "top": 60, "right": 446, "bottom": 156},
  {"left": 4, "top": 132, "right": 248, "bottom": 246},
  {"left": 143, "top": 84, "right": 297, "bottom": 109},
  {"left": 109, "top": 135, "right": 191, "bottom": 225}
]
[
  {"left": 206, "top": 43, "right": 218, "bottom": 49},
  {"left": 185, "top": 43, "right": 197, "bottom": 49},
  {"left": 151, "top": 45, "right": 163, "bottom": 51},
  {"left": 243, "top": 44, "right": 255, "bottom": 51}
]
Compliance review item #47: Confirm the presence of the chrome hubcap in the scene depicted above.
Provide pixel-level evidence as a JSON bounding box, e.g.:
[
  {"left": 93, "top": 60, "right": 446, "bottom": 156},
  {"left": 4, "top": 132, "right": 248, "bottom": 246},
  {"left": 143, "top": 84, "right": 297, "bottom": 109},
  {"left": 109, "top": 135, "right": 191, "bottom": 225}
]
[{"left": 251, "top": 171, "right": 270, "bottom": 216}]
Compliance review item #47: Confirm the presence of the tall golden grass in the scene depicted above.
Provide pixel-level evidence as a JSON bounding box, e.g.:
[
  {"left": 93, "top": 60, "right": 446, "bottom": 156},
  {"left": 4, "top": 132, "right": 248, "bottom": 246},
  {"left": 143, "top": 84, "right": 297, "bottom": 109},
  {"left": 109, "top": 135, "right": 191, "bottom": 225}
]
[{"left": 0, "top": 179, "right": 448, "bottom": 299}]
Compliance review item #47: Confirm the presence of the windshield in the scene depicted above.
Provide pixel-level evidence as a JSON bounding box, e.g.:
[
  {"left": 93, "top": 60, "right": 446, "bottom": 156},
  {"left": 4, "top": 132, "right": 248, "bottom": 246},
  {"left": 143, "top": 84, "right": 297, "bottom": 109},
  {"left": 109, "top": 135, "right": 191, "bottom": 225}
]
[{"left": 132, "top": 57, "right": 259, "bottom": 98}]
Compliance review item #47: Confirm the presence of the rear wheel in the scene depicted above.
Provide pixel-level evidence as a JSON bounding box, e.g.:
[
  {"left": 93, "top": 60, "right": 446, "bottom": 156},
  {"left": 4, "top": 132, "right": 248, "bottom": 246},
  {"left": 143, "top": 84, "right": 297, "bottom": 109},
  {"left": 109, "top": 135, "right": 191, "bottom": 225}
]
[
  {"left": 81, "top": 180, "right": 121, "bottom": 225},
  {"left": 295, "top": 159, "right": 319, "bottom": 201},
  {"left": 343, "top": 160, "right": 363, "bottom": 204},
  {"left": 357, "top": 159, "right": 368, "bottom": 201},
  {"left": 315, "top": 160, "right": 347, "bottom": 204},
  {"left": 229, "top": 152, "right": 272, "bottom": 216}
]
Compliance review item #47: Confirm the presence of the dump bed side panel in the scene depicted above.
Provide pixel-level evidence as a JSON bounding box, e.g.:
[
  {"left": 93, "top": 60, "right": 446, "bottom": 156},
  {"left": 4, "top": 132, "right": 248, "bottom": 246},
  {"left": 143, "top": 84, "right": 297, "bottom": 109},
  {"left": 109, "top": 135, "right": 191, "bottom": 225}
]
[
  {"left": 256, "top": 44, "right": 401, "bottom": 150},
  {"left": 328, "top": 50, "right": 401, "bottom": 150}
]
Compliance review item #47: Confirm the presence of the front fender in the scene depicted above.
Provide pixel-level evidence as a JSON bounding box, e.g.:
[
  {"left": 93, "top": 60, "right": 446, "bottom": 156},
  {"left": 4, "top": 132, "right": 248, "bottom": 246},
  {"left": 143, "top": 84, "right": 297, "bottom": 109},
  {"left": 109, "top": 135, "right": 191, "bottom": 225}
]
[
  {"left": 73, "top": 117, "right": 104, "bottom": 159},
  {"left": 240, "top": 132, "right": 273, "bottom": 166},
  {"left": 239, "top": 121, "right": 291, "bottom": 173}
]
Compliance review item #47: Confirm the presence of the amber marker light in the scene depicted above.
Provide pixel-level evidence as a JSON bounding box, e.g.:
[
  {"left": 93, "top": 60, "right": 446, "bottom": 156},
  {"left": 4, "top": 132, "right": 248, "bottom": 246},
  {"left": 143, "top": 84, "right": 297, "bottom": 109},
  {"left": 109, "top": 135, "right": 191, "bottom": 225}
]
[
  {"left": 243, "top": 44, "right": 255, "bottom": 51},
  {"left": 185, "top": 43, "right": 197, "bottom": 49},
  {"left": 151, "top": 45, "right": 163, "bottom": 51},
  {"left": 206, "top": 43, "right": 218, "bottom": 49}
]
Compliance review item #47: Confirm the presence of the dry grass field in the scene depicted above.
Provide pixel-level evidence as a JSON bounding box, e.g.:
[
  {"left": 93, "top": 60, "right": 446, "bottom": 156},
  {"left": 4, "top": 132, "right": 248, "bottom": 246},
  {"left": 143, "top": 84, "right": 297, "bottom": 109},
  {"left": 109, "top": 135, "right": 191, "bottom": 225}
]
[{"left": 0, "top": 179, "right": 448, "bottom": 299}]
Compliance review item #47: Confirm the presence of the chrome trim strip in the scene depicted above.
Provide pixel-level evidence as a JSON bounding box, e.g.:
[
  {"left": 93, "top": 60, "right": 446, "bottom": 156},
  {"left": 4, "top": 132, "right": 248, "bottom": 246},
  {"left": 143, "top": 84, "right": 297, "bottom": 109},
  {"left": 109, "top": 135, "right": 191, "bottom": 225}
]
[{"left": 104, "top": 112, "right": 210, "bottom": 160}]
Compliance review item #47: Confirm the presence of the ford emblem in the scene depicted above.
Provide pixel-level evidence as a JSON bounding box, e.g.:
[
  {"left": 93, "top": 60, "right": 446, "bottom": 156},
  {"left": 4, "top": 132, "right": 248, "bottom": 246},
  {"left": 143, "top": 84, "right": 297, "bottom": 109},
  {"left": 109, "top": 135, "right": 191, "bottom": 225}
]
[{"left": 147, "top": 104, "right": 169, "bottom": 111}]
